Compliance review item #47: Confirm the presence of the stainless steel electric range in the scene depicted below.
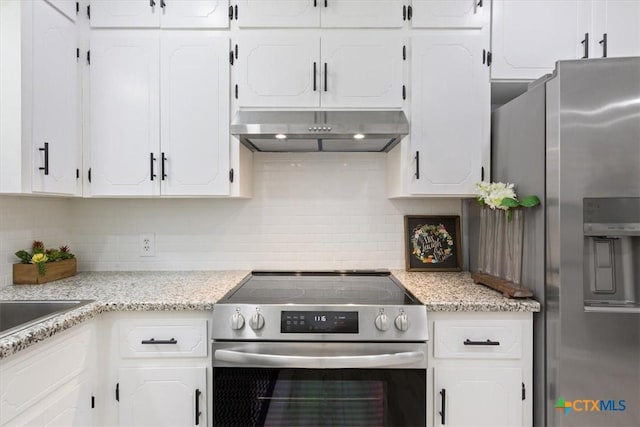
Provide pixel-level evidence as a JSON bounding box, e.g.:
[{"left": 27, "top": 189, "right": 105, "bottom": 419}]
[{"left": 211, "top": 271, "right": 428, "bottom": 427}]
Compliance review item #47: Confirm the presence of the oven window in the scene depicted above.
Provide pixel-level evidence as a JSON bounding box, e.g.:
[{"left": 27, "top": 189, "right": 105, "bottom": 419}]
[{"left": 213, "top": 368, "right": 426, "bottom": 427}]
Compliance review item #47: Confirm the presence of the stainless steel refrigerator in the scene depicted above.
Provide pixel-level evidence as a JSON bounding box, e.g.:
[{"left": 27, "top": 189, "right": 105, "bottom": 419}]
[{"left": 468, "top": 57, "right": 640, "bottom": 426}]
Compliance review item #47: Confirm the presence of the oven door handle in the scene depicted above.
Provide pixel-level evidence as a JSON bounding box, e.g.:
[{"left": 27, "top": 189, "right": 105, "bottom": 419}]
[{"left": 214, "top": 349, "right": 425, "bottom": 369}]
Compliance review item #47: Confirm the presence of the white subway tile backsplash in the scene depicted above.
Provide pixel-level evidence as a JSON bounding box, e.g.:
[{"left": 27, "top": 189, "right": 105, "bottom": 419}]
[{"left": 0, "top": 154, "right": 463, "bottom": 282}]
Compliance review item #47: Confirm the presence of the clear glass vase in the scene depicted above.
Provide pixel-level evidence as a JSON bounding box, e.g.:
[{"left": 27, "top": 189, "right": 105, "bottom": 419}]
[{"left": 477, "top": 207, "right": 524, "bottom": 284}]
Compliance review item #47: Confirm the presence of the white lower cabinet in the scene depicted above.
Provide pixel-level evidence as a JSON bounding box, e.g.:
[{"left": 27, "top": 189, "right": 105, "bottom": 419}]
[
  {"left": 118, "top": 367, "right": 206, "bottom": 427},
  {"left": 100, "top": 311, "right": 210, "bottom": 427},
  {"left": 428, "top": 312, "right": 532, "bottom": 427},
  {"left": 0, "top": 322, "right": 97, "bottom": 427}
]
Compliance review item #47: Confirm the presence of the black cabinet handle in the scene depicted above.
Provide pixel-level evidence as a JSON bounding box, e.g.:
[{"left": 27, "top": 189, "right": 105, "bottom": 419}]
[
  {"left": 313, "top": 62, "right": 317, "bottom": 91},
  {"left": 150, "top": 0, "right": 155, "bottom": 7},
  {"left": 161, "top": 152, "right": 167, "bottom": 180},
  {"left": 414, "top": 151, "right": 420, "bottom": 180},
  {"left": 581, "top": 33, "right": 589, "bottom": 58},
  {"left": 228, "top": 5, "right": 233, "bottom": 19},
  {"left": 439, "top": 389, "right": 446, "bottom": 425},
  {"left": 160, "top": 0, "right": 166, "bottom": 8},
  {"left": 407, "top": 5, "right": 412, "bottom": 20},
  {"left": 324, "top": 62, "right": 328, "bottom": 92},
  {"left": 195, "top": 389, "right": 202, "bottom": 425},
  {"left": 39, "top": 142, "right": 49, "bottom": 175},
  {"left": 141, "top": 338, "right": 178, "bottom": 345},
  {"left": 599, "top": 33, "right": 607, "bottom": 57},
  {"left": 314, "top": 0, "right": 317, "bottom": 6},
  {"left": 476, "top": 0, "right": 483, "bottom": 7},
  {"left": 324, "top": 0, "right": 327, "bottom": 7},
  {"left": 150, "top": 153, "right": 156, "bottom": 181},
  {"left": 464, "top": 338, "right": 500, "bottom": 346}
]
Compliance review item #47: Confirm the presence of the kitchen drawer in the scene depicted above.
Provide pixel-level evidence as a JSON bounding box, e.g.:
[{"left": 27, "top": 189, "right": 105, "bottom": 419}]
[
  {"left": 433, "top": 320, "right": 522, "bottom": 359},
  {"left": 119, "top": 319, "right": 207, "bottom": 358}
]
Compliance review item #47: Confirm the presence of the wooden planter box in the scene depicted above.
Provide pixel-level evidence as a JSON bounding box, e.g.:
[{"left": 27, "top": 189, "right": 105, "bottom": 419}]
[{"left": 13, "top": 258, "right": 77, "bottom": 285}]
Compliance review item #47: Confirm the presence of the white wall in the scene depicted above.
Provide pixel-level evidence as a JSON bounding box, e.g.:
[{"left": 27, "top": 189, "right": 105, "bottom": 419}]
[
  {"left": 0, "top": 196, "right": 73, "bottom": 286},
  {"left": 71, "top": 153, "right": 462, "bottom": 271}
]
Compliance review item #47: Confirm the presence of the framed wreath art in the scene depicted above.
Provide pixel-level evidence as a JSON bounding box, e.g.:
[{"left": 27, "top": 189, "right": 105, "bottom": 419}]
[{"left": 404, "top": 215, "right": 462, "bottom": 272}]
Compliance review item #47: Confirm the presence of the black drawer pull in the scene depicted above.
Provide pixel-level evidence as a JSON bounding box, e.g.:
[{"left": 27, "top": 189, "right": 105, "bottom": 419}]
[
  {"left": 195, "top": 389, "right": 202, "bottom": 425},
  {"left": 141, "top": 338, "right": 178, "bottom": 345},
  {"left": 464, "top": 339, "right": 500, "bottom": 346},
  {"left": 39, "top": 142, "right": 49, "bottom": 175}
]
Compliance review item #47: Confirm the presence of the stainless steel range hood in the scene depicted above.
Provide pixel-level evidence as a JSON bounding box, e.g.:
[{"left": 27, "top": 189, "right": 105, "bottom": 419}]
[{"left": 230, "top": 110, "right": 409, "bottom": 152}]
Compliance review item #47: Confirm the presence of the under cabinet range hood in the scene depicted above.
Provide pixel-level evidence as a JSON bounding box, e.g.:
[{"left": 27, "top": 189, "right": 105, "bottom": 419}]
[{"left": 230, "top": 110, "right": 409, "bottom": 152}]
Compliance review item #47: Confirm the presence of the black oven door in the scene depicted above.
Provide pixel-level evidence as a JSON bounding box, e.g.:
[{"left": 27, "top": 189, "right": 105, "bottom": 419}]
[{"left": 212, "top": 342, "right": 427, "bottom": 427}]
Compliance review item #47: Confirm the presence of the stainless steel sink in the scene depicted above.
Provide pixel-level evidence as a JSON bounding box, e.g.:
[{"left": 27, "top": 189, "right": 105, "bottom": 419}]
[{"left": 0, "top": 300, "right": 94, "bottom": 338}]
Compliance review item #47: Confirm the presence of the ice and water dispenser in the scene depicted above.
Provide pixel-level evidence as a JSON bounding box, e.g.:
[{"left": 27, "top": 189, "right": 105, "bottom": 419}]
[{"left": 583, "top": 198, "right": 640, "bottom": 308}]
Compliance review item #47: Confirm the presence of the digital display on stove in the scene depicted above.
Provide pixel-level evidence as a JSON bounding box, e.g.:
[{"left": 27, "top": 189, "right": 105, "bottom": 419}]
[{"left": 281, "top": 311, "right": 359, "bottom": 333}]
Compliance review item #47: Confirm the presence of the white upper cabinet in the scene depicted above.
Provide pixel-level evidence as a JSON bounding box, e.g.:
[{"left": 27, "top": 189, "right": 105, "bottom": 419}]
[
  {"left": 410, "top": 32, "right": 489, "bottom": 196},
  {"left": 89, "top": 31, "right": 161, "bottom": 197},
  {"left": 321, "top": 34, "right": 404, "bottom": 108},
  {"left": 236, "top": 0, "right": 320, "bottom": 28},
  {"left": 321, "top": 0, "right": 404, "bottom": 28},
  {"left": 160, "top": 33, "right": 229, "bottom": 196},
  {"left": 235, "top": 33, "right": 404, "bottom": 108},
  {"left": 235, "top": 0, "right": 402, "bottom": 28},
  {"left": 90, "top": 0, "right": 229, "bottom": 28},
  {"left": 89, "top": 31, "right": 230, "bottom": 197},
  {"left": 491, "top": 0, "right": 588, "bottom": 80},
  {"left": 31, "top": 0, "right": 79, "bottom": 195},
  {"left": 235, "top": 34, "right": 319, "bottom": 107},
  {"left": 590, "top": 0, "right": 640, "bottom": 58},
  {"left": 411, "top": 0, "right": 488, "bottom": 29}
]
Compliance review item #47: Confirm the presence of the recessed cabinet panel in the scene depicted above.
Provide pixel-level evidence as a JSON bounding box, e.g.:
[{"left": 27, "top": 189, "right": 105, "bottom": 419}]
[
  {"left": 236, "top": 35, "right": 320, "bottom": 107},
  {"left": 160, "top": 33, "right": 229, "bottom": 196},
  {"left": 321, "top": 0, "right": 404, "bottom": 28},
  {"left": 492, "top": 0, "right": 588, "bottom": 79},
  {"left": 410, "top": 33, "right": 488, "bottom": 195},
  {"left": 90, "top": 0, "right": 160, "bottom": 28},
  {"left": 591, "top": 0, "right": 640, "bottom": 58},
  {"left": 45, "top": 0, "right": 77, "bottom": 21},
  {"left": 89, "top": 31, "right": 160, "bottom": 196},
  {"left": 31, "top": 0, "right": 78, "bottom": 195},
  {"left": 119, "top": 367, "right": 206, "bottom": 427},
  {"left": 321, "top": 34, "right": 404, "bottom": 108},
  {"left": 411, "top": 0, "right": 487, "bottom": 28},
  {"left": 159, "top": 0, "right": 229, "bottom": 28},
  {"left": 236, "top": 0, "right": 320, "bottom": 28},
  {"left": 434, "top": 367, "right": 522, "bottom": 427}
]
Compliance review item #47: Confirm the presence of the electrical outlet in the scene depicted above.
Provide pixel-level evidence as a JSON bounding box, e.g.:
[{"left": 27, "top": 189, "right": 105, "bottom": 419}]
[{"left": 139, "top": 233, "right": 155, "bottom": 257}]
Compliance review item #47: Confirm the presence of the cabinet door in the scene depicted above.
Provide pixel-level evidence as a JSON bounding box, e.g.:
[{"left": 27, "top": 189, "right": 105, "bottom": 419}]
[
  {"left": 236, "top": 0, "right": 319, "bottom": 28},
  {"left": 411, "top": 0, "right": 487, "bottom": 29},
  {"left": 321, "top": 34, "right": 404, "bottom": 108},
  {"left": 410, "top": 33, "right": 489, "bottom": 195},
  {"left": 160, "top": 0, "right": 229, "bottom": 28},
  {"left": 320, "top": 0, "right": 403, "bottom": 28},
  {"left": 119, "top": 367, "right": 206, "bottom": 427},
  {"left": 235, "top": 34, "right": 320, "bottom": 107},
  {"left": 592, "top": 0, "right": 640, "bottom": 58},
  {"left": 492, "top": 0, "right": 589, "bottom": 79},
  {"left": 31, "top": 0, "right": 78, "bottom": 195},
  {"left": 434, "top": 367, "right": 522, "bottom": 427},
  {"left": 89, "top": 31, "right": 160, "bottom": 196},
  {"left": 90, "top": 0, "right": 160, "bottom": 28},
  {"left": 160, "top": 33, "right": 229, "bottom": 196}
]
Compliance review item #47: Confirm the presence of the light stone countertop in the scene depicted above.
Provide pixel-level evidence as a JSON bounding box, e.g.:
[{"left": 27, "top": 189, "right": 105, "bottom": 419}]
[{"left": 0, "top": 270, "right": 539, "bottom": 359}]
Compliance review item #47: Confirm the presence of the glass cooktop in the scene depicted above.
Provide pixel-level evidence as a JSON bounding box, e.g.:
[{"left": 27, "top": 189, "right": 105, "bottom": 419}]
[{"left": 219, "top": 271, "right": 420, "bottom": 305}]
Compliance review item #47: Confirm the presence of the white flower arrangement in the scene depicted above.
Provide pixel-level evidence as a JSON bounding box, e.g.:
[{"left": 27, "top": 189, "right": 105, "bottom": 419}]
[{"left": 475, "top": 181, "right": 540, "bottom": 219}]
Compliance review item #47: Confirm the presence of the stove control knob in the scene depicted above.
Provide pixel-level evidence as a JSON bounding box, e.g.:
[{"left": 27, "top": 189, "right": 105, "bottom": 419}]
[
  {"left": 394, "top": 313, "right": 410, "bottom": 332},
  {"left": 230, "top": 312, "right": 245, "bottom": 330},
  {"left": 249, "top": 312, "right": 265, "bottom": 330},
  {"left": 374, "top": 313, "right": 390, "bottom": 331}
]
